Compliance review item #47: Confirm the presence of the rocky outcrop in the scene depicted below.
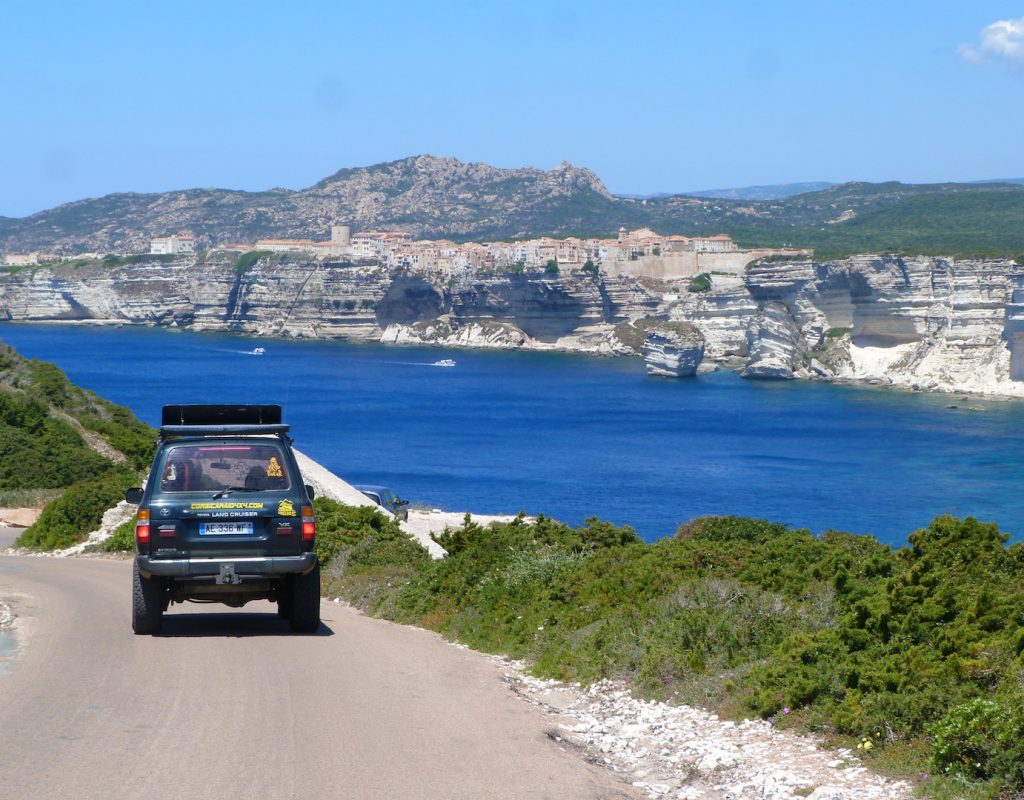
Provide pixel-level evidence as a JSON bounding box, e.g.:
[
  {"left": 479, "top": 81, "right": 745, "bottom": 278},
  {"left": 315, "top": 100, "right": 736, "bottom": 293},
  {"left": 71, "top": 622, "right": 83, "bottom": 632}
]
[
  {"left": 642, "top": 322, "right": 705, "bottom": 377},
  {"left": 667, "top": 255, "right": 1024, "bottom": 396},
  {"left": 664, "top": 274, "right": 757, "bottom": 359},
  {"left": 741, "top": 301, "right": 803, "bottom": 379},
  {"left": 381, "top": 318, "right": 528, "bottom": 349}
]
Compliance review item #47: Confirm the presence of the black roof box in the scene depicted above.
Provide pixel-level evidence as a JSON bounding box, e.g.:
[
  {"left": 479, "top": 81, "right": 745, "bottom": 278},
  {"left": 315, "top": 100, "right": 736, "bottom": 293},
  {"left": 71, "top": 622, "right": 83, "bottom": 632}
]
[{"left": 161, "top": 404, "right": 282, "bottom": 427}]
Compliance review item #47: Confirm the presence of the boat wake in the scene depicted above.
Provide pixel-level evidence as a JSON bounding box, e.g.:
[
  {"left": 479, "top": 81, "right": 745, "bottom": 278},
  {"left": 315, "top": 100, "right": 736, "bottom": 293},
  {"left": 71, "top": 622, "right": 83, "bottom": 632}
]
[
  {"left": 375, "top": 359, "right": 457, "bottom": 368},
  {"left": 215, "top": 347, "right": 267, "bottom": 356}
]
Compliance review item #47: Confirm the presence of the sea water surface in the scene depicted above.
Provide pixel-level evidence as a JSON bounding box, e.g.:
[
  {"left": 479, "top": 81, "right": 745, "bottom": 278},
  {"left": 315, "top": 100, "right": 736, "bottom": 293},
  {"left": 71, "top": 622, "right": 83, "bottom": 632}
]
[{"left": 2, "top": 322, "right": 1023, "bottom": 547}]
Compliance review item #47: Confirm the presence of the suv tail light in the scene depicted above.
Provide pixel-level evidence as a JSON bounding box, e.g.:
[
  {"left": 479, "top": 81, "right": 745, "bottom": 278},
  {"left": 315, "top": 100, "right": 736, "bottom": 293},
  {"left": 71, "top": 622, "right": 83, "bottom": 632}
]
[
  {"left": 301, "top": 505, "right": 315, "bottom": 540},
  {"left": 136, "top": 508, "right": 151, "bottom": 544}
]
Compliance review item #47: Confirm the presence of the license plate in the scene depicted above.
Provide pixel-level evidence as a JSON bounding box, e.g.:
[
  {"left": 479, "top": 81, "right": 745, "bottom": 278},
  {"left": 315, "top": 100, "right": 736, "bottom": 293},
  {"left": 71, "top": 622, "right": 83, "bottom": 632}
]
[{"left": 199, "top": 522, "right": 254, "bottom": 536}]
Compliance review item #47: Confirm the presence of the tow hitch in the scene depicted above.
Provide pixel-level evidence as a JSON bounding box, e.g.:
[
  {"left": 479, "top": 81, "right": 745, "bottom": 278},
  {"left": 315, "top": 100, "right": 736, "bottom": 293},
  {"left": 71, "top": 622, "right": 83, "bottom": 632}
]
[{"left": 217, "top": 563, "right": 241, "bottom": 585}]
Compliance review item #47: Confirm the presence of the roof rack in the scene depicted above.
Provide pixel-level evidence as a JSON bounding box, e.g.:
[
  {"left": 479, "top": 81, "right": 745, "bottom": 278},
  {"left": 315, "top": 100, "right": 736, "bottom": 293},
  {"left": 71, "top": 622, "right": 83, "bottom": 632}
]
[
  {"left": 159, "top": 423, "right": 291, "bottom": 440},
  {"left": 162, "top": 404, "right": 282, "bottom": 426},
  {"left": 158, "top": 405, "right": 291, "bottom": 441}
]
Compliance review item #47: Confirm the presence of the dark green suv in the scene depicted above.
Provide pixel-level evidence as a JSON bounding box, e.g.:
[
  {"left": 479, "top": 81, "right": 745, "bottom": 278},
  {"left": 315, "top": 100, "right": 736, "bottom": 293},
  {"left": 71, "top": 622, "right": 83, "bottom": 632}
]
[{"left": 125, "top": 405, "right": 320, "bottom": 635}]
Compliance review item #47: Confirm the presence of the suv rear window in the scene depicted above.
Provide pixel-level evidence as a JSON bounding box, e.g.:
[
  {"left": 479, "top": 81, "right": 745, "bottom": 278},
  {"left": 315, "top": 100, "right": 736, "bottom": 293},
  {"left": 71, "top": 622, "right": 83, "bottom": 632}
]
[{"left": 159, "top": 443, "right": 291, "bottom": 493}]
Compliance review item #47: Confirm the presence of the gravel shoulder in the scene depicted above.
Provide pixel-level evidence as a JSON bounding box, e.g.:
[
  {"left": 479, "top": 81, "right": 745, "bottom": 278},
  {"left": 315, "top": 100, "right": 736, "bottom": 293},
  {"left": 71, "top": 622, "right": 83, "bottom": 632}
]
[{"left": 503, "top": 669, "right": 913, "bottom": 800}]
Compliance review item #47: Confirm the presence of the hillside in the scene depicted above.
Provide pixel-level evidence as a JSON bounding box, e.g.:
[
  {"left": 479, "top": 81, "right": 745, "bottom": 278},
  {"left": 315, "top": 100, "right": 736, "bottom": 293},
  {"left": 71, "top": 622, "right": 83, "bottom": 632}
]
[
  {"left": 1, "top": 156, "right": 1023, "bottom": 257},
  {"left": 0, "top": 341, "right": 154, "bottom": 549},
  {"left": 683, "top": 180, "right": 835, "bottom": 200}
]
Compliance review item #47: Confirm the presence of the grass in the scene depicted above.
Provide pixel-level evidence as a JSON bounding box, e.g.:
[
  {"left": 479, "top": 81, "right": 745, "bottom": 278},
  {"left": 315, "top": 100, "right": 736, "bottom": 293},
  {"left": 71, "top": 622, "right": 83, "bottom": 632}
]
[{"left": 0, "top": 487, "right": 61, "bottom": 507}]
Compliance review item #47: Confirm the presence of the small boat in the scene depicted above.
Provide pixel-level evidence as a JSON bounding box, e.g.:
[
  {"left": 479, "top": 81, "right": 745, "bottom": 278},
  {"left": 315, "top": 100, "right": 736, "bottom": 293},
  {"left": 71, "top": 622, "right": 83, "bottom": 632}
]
[
  {"left": 251, "top": 347, "right": 266, "bottom": 356},
  {"left": 432, "top": 359, "right": 456, "bottom": 367}
]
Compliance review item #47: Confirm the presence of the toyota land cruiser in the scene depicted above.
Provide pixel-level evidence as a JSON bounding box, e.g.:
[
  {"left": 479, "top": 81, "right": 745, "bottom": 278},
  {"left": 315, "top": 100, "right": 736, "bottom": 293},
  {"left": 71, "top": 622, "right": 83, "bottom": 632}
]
[{"left": 125, "top": 404, "right": 320, "bottom": 635}]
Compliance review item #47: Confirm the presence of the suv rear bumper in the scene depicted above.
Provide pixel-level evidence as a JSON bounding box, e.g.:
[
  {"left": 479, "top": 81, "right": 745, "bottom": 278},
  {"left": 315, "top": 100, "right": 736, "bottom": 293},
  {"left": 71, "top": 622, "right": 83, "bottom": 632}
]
[{"left": 137, "top": 553, "right": 317, "bottom": 579}]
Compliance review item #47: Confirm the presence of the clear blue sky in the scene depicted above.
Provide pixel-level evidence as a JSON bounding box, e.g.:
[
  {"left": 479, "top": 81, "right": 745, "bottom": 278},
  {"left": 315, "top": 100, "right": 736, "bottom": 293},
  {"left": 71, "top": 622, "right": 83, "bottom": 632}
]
[{"left": 2, "top": 0, "right": 1023, "bottom": 217}]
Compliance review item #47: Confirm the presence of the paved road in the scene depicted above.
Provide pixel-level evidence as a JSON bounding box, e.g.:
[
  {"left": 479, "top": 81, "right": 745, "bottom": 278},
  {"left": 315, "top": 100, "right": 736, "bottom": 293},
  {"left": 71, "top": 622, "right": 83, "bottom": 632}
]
[{"left": 0, "top": 540, "right": 636, "bottom": 800}]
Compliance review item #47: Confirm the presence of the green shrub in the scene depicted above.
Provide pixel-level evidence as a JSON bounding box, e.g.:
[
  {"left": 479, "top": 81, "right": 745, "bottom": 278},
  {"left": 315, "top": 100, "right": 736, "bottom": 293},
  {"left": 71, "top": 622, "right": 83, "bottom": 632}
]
[
  {"left": 0, "top": 414, "right": 112, "bottom": 489},
  {"left": 677, "top": 515, "right": 795, "bottom": 544},
  {"left": 234, "top": 250, "right": 272, "bottom": 275},
  {"left": 16, "top": 468, "right": 136, "bottom": 550},
  {"left": 313, "top": 497, "right": 414, "bottom": 568},
  {"left": 27, "top": 361, "right": 74, "bottom": 408},
  {"left": 78, "top": 400, "right": 156, "bottom": 470},
  {"left": 688, "top": 273, "right": 712, "bottom": 292},
  {"left": 346, "top": 525, "right": 429, "bottom": 570},
  {"left": 100, "top": 516, "right": 137, "bottom": 552},
  {"left": 929, "top": 699, "right": 1024, "bottom": 786},
  {"left": 745, "top": 517, "right": 1024, "bottom": 751},
  {"left": 0, "top": 350, "right": 155, "bottom": 475}
]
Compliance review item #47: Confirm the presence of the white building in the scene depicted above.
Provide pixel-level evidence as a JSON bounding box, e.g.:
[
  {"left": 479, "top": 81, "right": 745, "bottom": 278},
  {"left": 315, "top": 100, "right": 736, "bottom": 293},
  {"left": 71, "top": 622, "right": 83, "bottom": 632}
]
[
  {"left": 150, "top": 235, "right": 196, "bottom": 255},
  {"left": 1, "top": 252, "right": 56, "bottom": 266}
]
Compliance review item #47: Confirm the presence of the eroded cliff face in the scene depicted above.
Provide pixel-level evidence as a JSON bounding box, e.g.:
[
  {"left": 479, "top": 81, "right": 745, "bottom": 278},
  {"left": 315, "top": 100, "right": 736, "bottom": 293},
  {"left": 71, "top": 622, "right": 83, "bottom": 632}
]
[
  {"left": 642, "top": 322, "right": 705, "bottom": 377},
  {"left": 667, "top": 255, "right": 1024, "bottom": 395},
  {"left": 2, "top": 255, "right": 1022, "bottom": 396},
  {"left": 0, "top": 258, "right": 660, "bottom": 353}
]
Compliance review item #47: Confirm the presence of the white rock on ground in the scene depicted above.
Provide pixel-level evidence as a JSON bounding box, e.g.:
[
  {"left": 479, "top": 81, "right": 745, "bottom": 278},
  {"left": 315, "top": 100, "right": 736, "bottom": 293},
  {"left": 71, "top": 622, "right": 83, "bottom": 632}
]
[
  {"left": 292, "top": 449, "right": 385, "bottom": 511},
  {"left": 502, "top": 670, "right": 912, "bottom": 800},
  {"left": 401, "top": 510, "right": 526, "bottom": 559},
  {"left": 0, "top": 508, "right": 41, "bottom": 528}
]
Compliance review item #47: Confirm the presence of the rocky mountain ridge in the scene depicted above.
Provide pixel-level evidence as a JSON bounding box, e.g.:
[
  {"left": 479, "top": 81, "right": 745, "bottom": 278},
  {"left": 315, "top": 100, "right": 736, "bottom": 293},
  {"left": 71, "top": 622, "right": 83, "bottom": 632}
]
[
  {"left": 1, "top": 253, "right": 1023, "bottom": 397},
  {"left": 3, "top": 155, "right": 1024, "bottom": 256}
]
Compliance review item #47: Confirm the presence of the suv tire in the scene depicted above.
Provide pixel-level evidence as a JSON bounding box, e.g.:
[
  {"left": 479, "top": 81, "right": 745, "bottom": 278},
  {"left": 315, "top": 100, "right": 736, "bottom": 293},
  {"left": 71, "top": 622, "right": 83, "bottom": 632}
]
[
  {"left": 132, "top": 561, "right": 164, "bottom": 635},
  {"left": 288, "top": 561, "right": 321, "bottom": 633}
]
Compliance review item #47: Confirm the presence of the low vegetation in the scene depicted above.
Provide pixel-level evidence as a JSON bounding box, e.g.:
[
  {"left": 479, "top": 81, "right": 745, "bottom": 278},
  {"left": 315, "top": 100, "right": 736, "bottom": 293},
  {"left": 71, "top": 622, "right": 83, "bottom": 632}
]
[
  {"left": 613, "top": 318, "right": 700, "bottom": 352},
  {"left": 687, "top": 272, "right": 712, "bottom": 292},
  {"left": 100, "top": 516, "right": 137, "bottom": 552},
  {"left": 0, "top": 341, "right": 154, "bottom": 550},
  {"left": 234, "top": 250, "right": 273, "bottom": 274},
  {"left": 17, "top": 467, "right": 136, "bottom": 550},
  {"left": 100, "top": 253, "right": 177, "bottom": 268},
  {"left": 321, "top": 510, "right": 1024, "bottom": 799}
]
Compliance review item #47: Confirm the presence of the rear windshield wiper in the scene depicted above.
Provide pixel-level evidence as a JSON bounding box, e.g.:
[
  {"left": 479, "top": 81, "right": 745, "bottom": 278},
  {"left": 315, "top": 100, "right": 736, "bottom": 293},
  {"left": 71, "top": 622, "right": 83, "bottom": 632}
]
[{"left": 211, "top": 486, "right": 258, "bottom": 499}]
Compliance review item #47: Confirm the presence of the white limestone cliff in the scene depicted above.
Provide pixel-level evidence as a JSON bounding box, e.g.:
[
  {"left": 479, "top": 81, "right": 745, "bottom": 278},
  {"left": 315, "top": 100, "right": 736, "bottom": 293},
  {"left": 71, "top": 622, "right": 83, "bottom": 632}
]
[
  {"left": 668, "top": 255, "right": 1024, "bottom": 396},
  {"left": 3, "top": 254, "right": 1024, "bottom": 397},
  {"left": 643, "top": 322, "right": 705, "bottom": 377}
]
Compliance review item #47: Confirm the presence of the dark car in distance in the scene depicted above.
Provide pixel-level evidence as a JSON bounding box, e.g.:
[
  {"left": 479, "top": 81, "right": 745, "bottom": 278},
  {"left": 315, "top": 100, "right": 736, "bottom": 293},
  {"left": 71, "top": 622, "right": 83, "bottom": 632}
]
[
  {"left": 355, "top": 484, "right": 410, "bottom": 521},
  {"left": 125, "top": 404, "right": 320, "bottom": 635}
]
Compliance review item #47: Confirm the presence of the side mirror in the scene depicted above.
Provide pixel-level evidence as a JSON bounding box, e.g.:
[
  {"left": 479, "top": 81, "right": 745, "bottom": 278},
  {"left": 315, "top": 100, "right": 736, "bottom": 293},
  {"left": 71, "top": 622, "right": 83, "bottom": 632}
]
[
  {"left": 305, "top": 484, "right": 316, "bottom": 500},
  {"left": 125, "top": 487, "right": 144, "bottom": 505}
]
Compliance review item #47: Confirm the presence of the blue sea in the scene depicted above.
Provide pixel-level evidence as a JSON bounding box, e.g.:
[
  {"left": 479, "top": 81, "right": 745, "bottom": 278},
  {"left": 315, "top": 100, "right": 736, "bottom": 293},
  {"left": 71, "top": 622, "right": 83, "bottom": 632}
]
[{"left": 2, "top": 322, "right": 1023, "bottom": 547}]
